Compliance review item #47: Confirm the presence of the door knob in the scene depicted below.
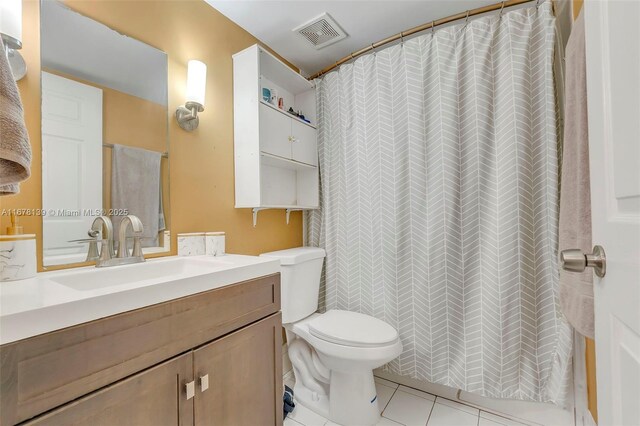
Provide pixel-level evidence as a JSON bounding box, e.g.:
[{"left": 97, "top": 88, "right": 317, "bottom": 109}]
[{"left": 560, "top": 245, "right": 606, "bottom": 278}]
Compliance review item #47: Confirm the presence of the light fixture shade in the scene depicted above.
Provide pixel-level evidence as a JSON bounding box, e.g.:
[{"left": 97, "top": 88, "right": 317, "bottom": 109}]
[
  {"left": 0, "top": 0, "right": 22, "bottom": 49},
  {"left": 185, "top": 60, "right": 207, "bottom": 106}
]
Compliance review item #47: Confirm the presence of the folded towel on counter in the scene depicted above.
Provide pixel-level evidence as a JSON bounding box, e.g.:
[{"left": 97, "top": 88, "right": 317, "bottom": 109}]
[
  {"left": 0, "top": 38, "right": 31, "bottom": 195},
  {"left": 558, "top": 10, "right": 594, "bottom": 338},
  {"left": 111, "top": 144, "right": 164, "bottom": 248}
]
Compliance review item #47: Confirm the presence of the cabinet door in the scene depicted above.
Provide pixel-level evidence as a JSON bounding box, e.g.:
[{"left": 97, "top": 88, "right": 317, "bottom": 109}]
[
  {"left": 291, "top": 120, "right": 318, "bottom": 166},
  {"left": 259, "top": 103, "right": 292, "bottom": 159},
  {"left": 194, "top": 313, "right": 282, "bottom": 426},
  {"left": 25, "top": 354, "right": 194, "bottom": 426}
]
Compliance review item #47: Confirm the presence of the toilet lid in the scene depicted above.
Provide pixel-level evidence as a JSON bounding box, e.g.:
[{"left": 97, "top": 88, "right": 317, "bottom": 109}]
[{"left": 308, "top": 310, "right": 399, "bottom": 348}]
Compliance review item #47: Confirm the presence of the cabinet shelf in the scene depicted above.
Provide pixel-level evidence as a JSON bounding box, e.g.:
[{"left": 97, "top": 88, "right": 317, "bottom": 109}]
[
  {"left": 260, "top": 152, "right": 317, "bottom": 171},
  {"left": 257, "top": 205, "right": 318, "bottom": 210},
  {"left": 255, "top": 48, "right": 313, "bottom": 95},
  {"left": 259, "top": 100, "right": 316, "bottom": 129}
]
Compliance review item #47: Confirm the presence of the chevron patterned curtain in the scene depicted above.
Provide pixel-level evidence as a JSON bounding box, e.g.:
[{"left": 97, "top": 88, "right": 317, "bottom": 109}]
[{"left": 307, "top": 2, "right": 572, "bottom": 404}]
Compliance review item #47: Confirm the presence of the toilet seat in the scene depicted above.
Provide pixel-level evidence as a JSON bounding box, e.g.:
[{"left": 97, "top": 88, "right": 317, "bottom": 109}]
[{"left": 308, "top": 310, "right": 399, "bottom": 348}]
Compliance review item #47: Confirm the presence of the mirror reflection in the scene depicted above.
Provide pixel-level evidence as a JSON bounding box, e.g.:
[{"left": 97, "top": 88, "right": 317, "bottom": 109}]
[{"left": 40, "top": 1, "right": 170, "bottom": 266}]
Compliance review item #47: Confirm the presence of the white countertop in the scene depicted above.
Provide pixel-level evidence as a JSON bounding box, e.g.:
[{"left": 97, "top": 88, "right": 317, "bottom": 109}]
[{"left": 0, "top": 254, "right": 280, "bottom": 345}]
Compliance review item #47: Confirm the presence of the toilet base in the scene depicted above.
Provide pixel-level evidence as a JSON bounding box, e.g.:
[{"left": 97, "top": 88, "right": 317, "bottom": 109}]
[
  {"left": 293, "top": 369, "right": 382, "bottom": 426},
  {"left": 328, "top": 370, "right": 381, "bottom": 426},
  {"left": 288, "top": 338, "right": 382, "bottom": 425}
]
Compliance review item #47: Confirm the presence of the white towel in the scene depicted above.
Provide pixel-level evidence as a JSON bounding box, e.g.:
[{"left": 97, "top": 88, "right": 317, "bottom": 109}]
[
  {"left": 111, "top": 144, "right": 164, "bottom": 248},
  {"left": 0, "top": 39, "right": 31, "bottom": 195},
  {"left": 558, "top": 11, "right": 594, "bottom": 338}
]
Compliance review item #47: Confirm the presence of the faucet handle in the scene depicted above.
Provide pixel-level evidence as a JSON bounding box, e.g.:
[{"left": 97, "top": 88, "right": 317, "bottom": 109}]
[
  {"left": 86, "top": 240, "right": 100, "bottom": 262},
  {"left": 99, "top": 239, "right": 113, "bottom": 262},
  {"left": 132, "top": 236, "right": 145, "bottom": 259}
]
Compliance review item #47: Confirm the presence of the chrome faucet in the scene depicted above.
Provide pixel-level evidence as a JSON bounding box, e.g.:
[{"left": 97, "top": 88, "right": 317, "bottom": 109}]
[{"left": 88, "top": 215, "right": 145, "bottom": 267}]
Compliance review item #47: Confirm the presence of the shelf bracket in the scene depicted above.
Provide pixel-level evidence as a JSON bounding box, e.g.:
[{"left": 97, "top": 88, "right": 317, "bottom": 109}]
[
  {"left": 285, "top": 209, "right": 304, "bottom": 225},
  {"left": 252, "top": 208, "right": 269, "bottom": 228}
]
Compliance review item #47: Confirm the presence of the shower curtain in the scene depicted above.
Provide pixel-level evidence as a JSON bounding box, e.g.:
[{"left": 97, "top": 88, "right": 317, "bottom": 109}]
[{"left": 307, "top": 2, "right": 572, "bottom": 404}]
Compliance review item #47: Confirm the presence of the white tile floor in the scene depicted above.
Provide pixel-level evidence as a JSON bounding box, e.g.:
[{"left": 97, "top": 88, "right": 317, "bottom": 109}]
[{"left": 284, "top": 376, "right": 528, "bottom": 426}]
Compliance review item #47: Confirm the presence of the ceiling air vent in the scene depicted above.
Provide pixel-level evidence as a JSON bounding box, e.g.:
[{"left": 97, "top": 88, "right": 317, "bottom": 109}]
[{"left": 293, "top": 13, "right": 347, "bottom": 50}]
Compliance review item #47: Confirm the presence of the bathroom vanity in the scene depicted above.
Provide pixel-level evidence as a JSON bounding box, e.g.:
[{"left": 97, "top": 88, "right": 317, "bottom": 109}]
[{"left": 0, "top": 255, "right": 282, "bottom": 425}]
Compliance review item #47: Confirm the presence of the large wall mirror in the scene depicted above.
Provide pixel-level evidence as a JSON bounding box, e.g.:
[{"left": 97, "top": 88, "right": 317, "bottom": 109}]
[{"left": 40, "top": 1, "right": 170, "bottom": 266}]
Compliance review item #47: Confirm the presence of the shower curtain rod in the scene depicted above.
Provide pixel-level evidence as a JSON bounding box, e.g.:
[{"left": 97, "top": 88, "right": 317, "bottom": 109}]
[{"left": 308, "top": 0, "right": 541, "bottom": 80}]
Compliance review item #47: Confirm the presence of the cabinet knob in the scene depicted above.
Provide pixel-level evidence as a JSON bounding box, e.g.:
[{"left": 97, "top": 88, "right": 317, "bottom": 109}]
[
  {"left": 185, "top": 380, "right": 195, "bottom": 400},
  {"left": 200, "top": 374, "right": 209, "bottom": 392}
]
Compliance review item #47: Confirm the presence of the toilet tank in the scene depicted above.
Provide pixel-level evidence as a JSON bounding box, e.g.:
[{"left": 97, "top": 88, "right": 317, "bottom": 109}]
[{"left": 260, "top": 247, "right": 325, "bottom": 324}]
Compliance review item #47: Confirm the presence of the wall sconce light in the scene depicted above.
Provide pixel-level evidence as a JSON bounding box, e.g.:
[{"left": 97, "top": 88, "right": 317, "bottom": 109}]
[
  {"left": 176, "top": 60, "right": 207, "bottom": 131},
  {"left": 0, "top": 0, "right": 26, "bottom": 81}
]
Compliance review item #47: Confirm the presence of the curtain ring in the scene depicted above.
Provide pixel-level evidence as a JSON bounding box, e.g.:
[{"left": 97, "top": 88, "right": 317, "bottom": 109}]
[
  {"left": 465, "top": 10, "right": 470, "bottom": 25},
  {"left": 536, "top": 0, "right": 542, "bottom": 9},
  {"left": 400, "top": 32, "right": 404, "bottom": 46},
  {"left": 431, "top": 21, "right": 436, "bottom": 36},
  {"left": 371, "top": 43, "right": 376, "bottom": 56},
  {"left": 499, "top": 1, "right": 506, "bottom": 18}
]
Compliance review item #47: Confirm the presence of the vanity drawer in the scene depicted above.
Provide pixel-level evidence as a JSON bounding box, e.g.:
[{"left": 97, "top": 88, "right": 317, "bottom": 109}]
[{"left": 0, "top": 273, "right": 280, "bottom": 425}]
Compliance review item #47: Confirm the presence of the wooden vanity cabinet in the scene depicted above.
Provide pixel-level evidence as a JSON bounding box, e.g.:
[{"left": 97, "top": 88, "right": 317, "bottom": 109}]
[
  {"left": 1, "top": 274, "right": 282, "bottom": 426},
  {"left": 24, "top": 313, "right": 282, "bottom": 426},
  {"left": 24, "top": 353, "right": 194, "bottom": 426},
  {"left": 194, "top": 313, "right": 282, "bottom": 426}
]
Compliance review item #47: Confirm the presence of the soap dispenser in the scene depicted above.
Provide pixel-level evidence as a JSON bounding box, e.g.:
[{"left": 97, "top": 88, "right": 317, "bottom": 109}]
[{"left": 0, "top": 214, "right": 37, "bottom": 281}]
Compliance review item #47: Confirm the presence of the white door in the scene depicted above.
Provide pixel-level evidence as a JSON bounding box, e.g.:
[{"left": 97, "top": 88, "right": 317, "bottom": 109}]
[
  {"left": 41, "top": 72, "right": 103, "bottom": 264},
  {"left": 584, "top": 1, "right": 640, "bottom": 425},
  {"left": 259, "top": 103, "right": 292, "bottom": 160},
  {"left": 291, "top": 120, "right": 318, "bottom": 166}
]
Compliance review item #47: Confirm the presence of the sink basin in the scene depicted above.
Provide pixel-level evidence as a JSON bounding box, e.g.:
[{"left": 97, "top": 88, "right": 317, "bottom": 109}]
[
  {"left": 0, "top": 254, "right": 281, "bottom": 345},
  {"left": 50, "top": 257, "right": 235, "bottom": 291}
]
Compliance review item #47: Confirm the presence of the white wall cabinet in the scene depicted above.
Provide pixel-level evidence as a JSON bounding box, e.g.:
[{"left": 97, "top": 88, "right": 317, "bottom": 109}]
[
  {"left": 259, "top": 103, "right": 318, "bottom": 167},
  {"left": 233, "top": 44, "right": 319, "bottom": 224}
]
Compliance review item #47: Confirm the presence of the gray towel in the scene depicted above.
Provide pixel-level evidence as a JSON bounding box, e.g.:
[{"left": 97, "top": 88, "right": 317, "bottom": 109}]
[
  {"left": 0, "top": 39, "right": 31, "bottom": 195},
  {"left": 111, "top": 144, "right": 164, "bottom": 248},
  {"left": 558, "top": 11, "right": 594, "bottom": 338}
]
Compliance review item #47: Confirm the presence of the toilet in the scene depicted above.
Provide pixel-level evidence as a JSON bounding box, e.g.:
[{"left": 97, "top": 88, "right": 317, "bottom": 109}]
[{"left": 260, "top": 247, "right": 402, "bottom": 426}]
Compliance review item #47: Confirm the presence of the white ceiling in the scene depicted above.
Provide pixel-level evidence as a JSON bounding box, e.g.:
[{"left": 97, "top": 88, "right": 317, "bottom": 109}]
[{"left": 206, "top": 1, "right": 498, "bottom": 76}]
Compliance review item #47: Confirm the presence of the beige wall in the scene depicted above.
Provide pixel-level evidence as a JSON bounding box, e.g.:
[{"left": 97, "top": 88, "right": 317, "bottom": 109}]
[{"left": 0, "top": 0, "right": 303, "bottom": 270}]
